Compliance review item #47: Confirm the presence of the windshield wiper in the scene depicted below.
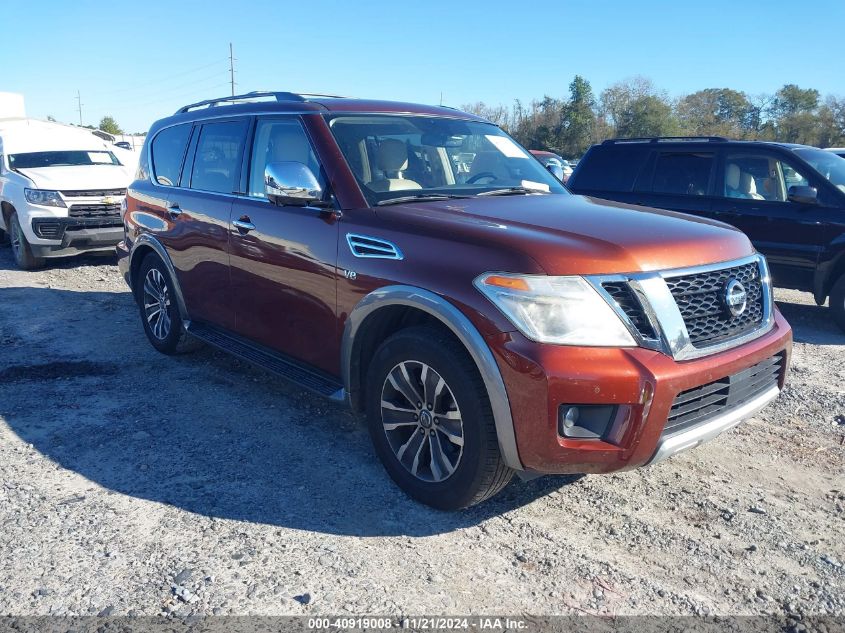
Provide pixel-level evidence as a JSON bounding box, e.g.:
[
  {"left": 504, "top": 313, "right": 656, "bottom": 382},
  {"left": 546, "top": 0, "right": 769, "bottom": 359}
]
[
  {"left": 476, "top": 187, "right": 551, "bottom": 197},
  {"left": 376, "top": 194, "right": 470, "bottom": 206}
]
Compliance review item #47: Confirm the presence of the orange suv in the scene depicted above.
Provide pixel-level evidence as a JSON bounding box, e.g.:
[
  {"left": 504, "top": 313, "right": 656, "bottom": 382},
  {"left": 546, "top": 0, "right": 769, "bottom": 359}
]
[{"left": 117, "top": 92, "right": 792, "bottom": 509}]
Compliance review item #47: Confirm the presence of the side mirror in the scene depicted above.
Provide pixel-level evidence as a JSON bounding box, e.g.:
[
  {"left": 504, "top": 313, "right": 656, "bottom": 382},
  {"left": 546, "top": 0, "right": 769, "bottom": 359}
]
[
  {"left": 788, "top": 185, "right": 818, "bottom": 205},
  {"left": 546, "top": 163, "right": 564, "bottom": 181},
  {"left": 265, "top": 161, "right": 325, "bottom": 207}
]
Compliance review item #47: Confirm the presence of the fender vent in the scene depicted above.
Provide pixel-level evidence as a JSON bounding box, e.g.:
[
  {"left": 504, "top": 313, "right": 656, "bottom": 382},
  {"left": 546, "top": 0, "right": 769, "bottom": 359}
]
[{"left": 346, "top": 233, "right": 403, "bottom": 259}]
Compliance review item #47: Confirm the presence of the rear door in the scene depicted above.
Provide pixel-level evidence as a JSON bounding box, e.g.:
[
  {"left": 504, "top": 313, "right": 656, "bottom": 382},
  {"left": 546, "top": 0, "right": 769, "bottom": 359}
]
[
  {"left": 710, "top": 149, "right": 828, "bottom": 289},
  {"left": 637, "top": 149, "right": 717, "bottom": 219},
  {"left": 228, "top": 116, "right": 340, "bottom": 374},
  {"left": 164, "top": 118, "right": 249, "bottom": 330}
]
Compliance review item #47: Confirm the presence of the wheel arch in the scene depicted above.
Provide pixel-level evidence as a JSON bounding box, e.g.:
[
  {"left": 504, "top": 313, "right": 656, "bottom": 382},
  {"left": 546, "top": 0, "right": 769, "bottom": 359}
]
[
  {"left": 1, "top": 201, "right": 15, "bottom": 231},
  {"left": 128, "top": 234, "right": 189, "bottom": 322},
  {"left": 817, "top": 246, "right": 845, "bottom": 304},
  {"left": 342, "top": 285, "right": 523, "bottom": 470}
]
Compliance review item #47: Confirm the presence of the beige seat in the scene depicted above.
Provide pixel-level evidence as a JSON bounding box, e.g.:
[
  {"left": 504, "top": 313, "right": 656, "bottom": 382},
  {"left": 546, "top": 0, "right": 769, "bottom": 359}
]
[
  {"left": 726, "top": 163, "right": 765, "bottom": 200},
  {"left": 369, "top": 139, "right": 422, "bottom": 192}
]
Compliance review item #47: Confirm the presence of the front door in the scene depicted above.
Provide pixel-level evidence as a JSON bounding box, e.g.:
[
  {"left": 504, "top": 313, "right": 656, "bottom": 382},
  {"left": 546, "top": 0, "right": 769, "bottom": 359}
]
[
  {"left": 711, "top": 150, "right": 828, "bottom": 289},
  {"left": 229, "top": 117, "right": 340, "bottom": 374}
]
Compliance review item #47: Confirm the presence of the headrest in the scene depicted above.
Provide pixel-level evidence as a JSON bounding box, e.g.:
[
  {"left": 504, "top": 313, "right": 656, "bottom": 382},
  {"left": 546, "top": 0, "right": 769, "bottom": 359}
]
[
  {"left": 377, "top": 139, "right": 409, "bottom": 172},
  {"left": 726, "top": 163, "right": 741, "bottom": 189},
  {"left": 740, "top": 171, "right": 757, "bottom": 194}
]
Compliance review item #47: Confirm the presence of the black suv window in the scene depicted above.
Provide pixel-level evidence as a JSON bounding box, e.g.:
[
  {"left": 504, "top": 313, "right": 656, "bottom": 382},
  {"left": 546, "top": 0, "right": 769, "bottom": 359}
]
[
  {"left": 189, "top": 120, "right": 248, "bottom": 194},
  {"left": 651, "top": 152, "right": 714, "bottom": 196},
  {"left": 151, "top": 124, "right": 192, "bottom": 187},
  {"left": 568, "top": 145, "right": 650, "bottom": 192}
]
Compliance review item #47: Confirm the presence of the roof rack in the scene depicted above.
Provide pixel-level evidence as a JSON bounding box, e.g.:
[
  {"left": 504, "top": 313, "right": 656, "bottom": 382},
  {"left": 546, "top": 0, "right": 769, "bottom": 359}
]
[
  {"left": 176, "top": 91, "right": 349, "bottom": 114},
  {"left": 602, "top": 136, "right": 729, "bottom": 145}
]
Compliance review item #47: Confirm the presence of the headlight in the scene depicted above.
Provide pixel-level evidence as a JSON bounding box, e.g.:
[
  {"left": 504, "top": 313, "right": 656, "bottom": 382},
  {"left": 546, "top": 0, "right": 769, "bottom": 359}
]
[
  {"left": 474, "top": 273, "right": 637, "bottom": 346},
  {"left": 24, "top": 189, "right": 66, "bottom": 207}
]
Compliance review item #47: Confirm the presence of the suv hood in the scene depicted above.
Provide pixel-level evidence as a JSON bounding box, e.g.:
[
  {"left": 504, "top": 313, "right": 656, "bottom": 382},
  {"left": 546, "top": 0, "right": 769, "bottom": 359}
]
[
  {"left": 16, "top": 165, "right": 132, "bottom": 191},
  {"left": 376, "top": 193, "right": 754, "bottom": 276}
]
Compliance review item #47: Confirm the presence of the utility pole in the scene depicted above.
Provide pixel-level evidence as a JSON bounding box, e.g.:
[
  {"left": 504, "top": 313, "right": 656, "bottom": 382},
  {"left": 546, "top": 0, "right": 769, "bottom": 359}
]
[
  {"left": 75, "top": 90, "right": 83, "bottom": 125},
  {"left": 229, "top": 43, "right": 236, "bottom": 96}
]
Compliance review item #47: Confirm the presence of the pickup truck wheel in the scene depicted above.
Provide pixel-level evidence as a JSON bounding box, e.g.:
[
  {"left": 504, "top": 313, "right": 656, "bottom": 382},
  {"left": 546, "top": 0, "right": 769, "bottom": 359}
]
[
  {"left": 137, "top": 254, "right": 194, "bottom": 355},
  {"left": 9, "top": 212, "right": 44, "bottom": 270},
  {"left": 366, "top": 326, "right": 513, "bottom": 510},
  {"left": 830, "top": 274, "right": 845, "bottom": 333}
]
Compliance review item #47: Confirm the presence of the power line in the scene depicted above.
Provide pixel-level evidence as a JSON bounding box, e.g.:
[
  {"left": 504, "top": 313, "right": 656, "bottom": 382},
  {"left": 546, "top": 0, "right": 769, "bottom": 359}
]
[
  {"left": 85, "top": 59, "right": 229, "bottom": 99},
  {"left": 75, "top": 90, "right": 83, "bottom": 125}
]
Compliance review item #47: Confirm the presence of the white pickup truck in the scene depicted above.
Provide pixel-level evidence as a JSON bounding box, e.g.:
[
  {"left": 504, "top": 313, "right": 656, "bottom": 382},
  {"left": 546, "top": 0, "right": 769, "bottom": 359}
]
[{"left": 0, "top": 118, "right": 134, "bottom": 269}]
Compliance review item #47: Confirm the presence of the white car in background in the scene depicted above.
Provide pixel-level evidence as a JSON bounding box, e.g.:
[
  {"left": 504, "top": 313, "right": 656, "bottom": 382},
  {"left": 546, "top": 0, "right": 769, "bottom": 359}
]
[
  {"left": 825, "top": 147, "right": 845, "bottom": 159},
  {"left": 0, "top": 118, "right": 133, "bottom": 269}
]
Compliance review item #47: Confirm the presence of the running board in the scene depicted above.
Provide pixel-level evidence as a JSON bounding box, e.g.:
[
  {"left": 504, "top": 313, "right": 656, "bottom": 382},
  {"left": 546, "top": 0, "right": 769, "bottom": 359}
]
[{"left": 188, "top": 322, "right": 345, "bottom": 401}]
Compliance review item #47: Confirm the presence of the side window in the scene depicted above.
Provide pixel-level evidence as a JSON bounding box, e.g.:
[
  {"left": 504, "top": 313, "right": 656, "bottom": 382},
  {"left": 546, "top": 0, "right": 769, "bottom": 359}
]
[
  {"left": 150, "top": 124, "right": 192, "bottom": 187},
  {"left": 570, "top": 146, "right": 650, "bottom": 192},
  {"left": 247, "top": 118, "right": 323, "bottom": 198},
  {"left": 189, "top": 120, "right": 249, "bottom": 194},
  {"left": 651, "top": 152, "right": 713, "bottom": 196},
  {"left": 723, "top": 153, "right": 809, "bottom": 202}
]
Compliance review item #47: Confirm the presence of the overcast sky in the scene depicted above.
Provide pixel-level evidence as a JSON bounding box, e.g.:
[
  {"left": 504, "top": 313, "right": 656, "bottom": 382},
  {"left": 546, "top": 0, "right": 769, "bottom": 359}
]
[{"left": 4, "top": 0, "right": 843, "bottom": 133}]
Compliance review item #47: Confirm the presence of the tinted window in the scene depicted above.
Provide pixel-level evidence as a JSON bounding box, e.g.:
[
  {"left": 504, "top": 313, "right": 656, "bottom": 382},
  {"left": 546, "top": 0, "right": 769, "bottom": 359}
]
[
  {"left": 248, "top": 118, "right": 324, "bottom": 198},
  {"left": 189, "top": 120, "right": 248, "bottom": 194},
  {"left": 652, "top": 152, "right": 713, "bottom": 196},
  {"left": 151, "top": 124, "right": 192, "bottom": 187},
  {"left": 568, "top": 145, "right": 650, "bottom": 192}
]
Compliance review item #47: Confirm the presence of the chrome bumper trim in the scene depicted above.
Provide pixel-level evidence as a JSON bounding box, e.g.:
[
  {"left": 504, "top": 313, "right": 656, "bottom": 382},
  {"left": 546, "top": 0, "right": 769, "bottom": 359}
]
[{"left": 647, "top": 384, "right": 780, "bottom": 465}]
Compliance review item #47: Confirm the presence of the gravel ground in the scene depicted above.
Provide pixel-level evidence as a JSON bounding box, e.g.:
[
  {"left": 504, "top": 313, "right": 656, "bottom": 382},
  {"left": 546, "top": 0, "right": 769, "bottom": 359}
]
[{"left": 0, "top": 246, "right": 842, "bottom": 618}]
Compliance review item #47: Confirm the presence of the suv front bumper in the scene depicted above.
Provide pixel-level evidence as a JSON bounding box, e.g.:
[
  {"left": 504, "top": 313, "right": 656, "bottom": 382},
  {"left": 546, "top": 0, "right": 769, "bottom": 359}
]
[
  {"left": 30, "top": 216, "right": 123, "bottom": 257},
  {"left": 489, "top": 310, "right": 792, "bottom": 474}
]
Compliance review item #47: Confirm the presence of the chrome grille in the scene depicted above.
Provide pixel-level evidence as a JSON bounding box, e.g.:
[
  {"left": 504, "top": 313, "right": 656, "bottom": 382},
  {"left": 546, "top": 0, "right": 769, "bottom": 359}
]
[
  {"left": 590, "top": 255, "right": 773, "bottom": 361},
  {"left": 601, "top": 281, "right": 655, "bottom": 339},
  {"left": 665, "top": 261, "right": 763, "bottom": 346}
]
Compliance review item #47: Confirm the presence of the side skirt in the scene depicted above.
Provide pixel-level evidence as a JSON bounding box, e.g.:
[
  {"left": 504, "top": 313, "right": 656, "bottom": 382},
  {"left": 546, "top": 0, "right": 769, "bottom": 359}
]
[{"left": 188, "top": 322, "right": 345, "bottom": 401}]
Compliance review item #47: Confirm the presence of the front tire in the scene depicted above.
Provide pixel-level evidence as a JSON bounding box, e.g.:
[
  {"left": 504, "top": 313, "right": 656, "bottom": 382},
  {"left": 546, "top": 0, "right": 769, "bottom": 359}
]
[
  {"left": 830, "top": 274, "right": 845, "bottom": 333},
  {"left": 9, "top": 212, "right": 44, "bottom": 270},
  {"left": 136, "top": 254, "right": 193, "bottom": 355},
  {"left": 365, "top": 326, "right": 513, "bottom": 510}
]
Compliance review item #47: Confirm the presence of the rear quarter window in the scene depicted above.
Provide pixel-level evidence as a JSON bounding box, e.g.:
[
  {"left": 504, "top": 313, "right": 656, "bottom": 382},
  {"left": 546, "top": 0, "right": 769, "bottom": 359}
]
[
  {"left": 569, "top": 146, "right": 650, "bottom": 192},
  {"left": 151, "top": 124, "right": 192, "bottom": 187}
]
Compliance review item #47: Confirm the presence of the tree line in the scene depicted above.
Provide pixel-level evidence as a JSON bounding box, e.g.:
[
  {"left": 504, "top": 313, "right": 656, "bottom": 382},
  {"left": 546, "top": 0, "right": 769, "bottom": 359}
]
[{"left": 462, "top": 76, "right": 845, "bottom": 159}]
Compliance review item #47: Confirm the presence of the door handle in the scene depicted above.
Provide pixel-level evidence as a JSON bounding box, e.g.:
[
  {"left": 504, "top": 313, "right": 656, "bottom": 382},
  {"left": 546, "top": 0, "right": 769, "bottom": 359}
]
[
  {"left": 232, "top": 216, "right": 256, "bottom": 233},
  {"left": 166, "top": 204, "right": 182, "bottom": 219}
]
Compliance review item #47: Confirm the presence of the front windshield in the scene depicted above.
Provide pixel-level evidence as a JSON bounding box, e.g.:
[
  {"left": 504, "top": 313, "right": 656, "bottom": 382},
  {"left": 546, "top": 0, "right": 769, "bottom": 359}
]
[
  {"left": 794, "top": 148, "right": 845, "bottom": 194},
  {"left": 9, "top": 150, "right": 121, "bottom": 169},
  {"left": 327, "top": 114, "right": 566, "bottom": 205}
]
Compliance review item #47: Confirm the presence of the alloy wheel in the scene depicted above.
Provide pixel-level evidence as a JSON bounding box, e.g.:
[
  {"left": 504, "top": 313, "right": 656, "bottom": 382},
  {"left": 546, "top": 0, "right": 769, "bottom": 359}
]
[
  {"left": 143, "top": 268, "right": 172, "bottom": 340},
  {"left": 380, "top": 360, "right": 464, "bottom": 483}
]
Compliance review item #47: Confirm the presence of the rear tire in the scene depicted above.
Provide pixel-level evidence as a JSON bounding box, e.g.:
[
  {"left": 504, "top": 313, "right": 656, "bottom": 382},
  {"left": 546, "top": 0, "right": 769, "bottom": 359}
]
[
  {"left": 136, "top": 254, "right": 197, "bottom": 355},
  {"left": 9, "top": 212, "right": 44, "bottom": 270},
  {"left": 365, "top": 326, "right": 513, "bottom": 510},
  {"left": 830, "top": 274, "right": 845, "bottom": 333}
]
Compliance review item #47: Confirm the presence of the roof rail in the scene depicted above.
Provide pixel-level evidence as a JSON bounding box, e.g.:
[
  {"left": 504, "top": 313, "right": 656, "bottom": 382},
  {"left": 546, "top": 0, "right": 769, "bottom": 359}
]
[
  {"left": 176, "top": 91, "right": 349, "bottom": 114},
  {"left": 602, "top": 136, "right": 729, "bottom": 145}
]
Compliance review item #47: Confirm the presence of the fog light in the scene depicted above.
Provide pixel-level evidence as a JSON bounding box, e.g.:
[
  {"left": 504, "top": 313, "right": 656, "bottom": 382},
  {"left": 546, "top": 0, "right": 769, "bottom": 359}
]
[
  {"left": 558, "top": 404, "right": 617, "bottom": 439},
  {"left": 562, "top": 406, "right": 579, "bottom": 430}
]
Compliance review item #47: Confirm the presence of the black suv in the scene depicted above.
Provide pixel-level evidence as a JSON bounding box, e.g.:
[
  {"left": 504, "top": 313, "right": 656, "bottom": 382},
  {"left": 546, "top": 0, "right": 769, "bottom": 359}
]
[{"left": 568, "top": 137, "right": 845, "bottom": 330}]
